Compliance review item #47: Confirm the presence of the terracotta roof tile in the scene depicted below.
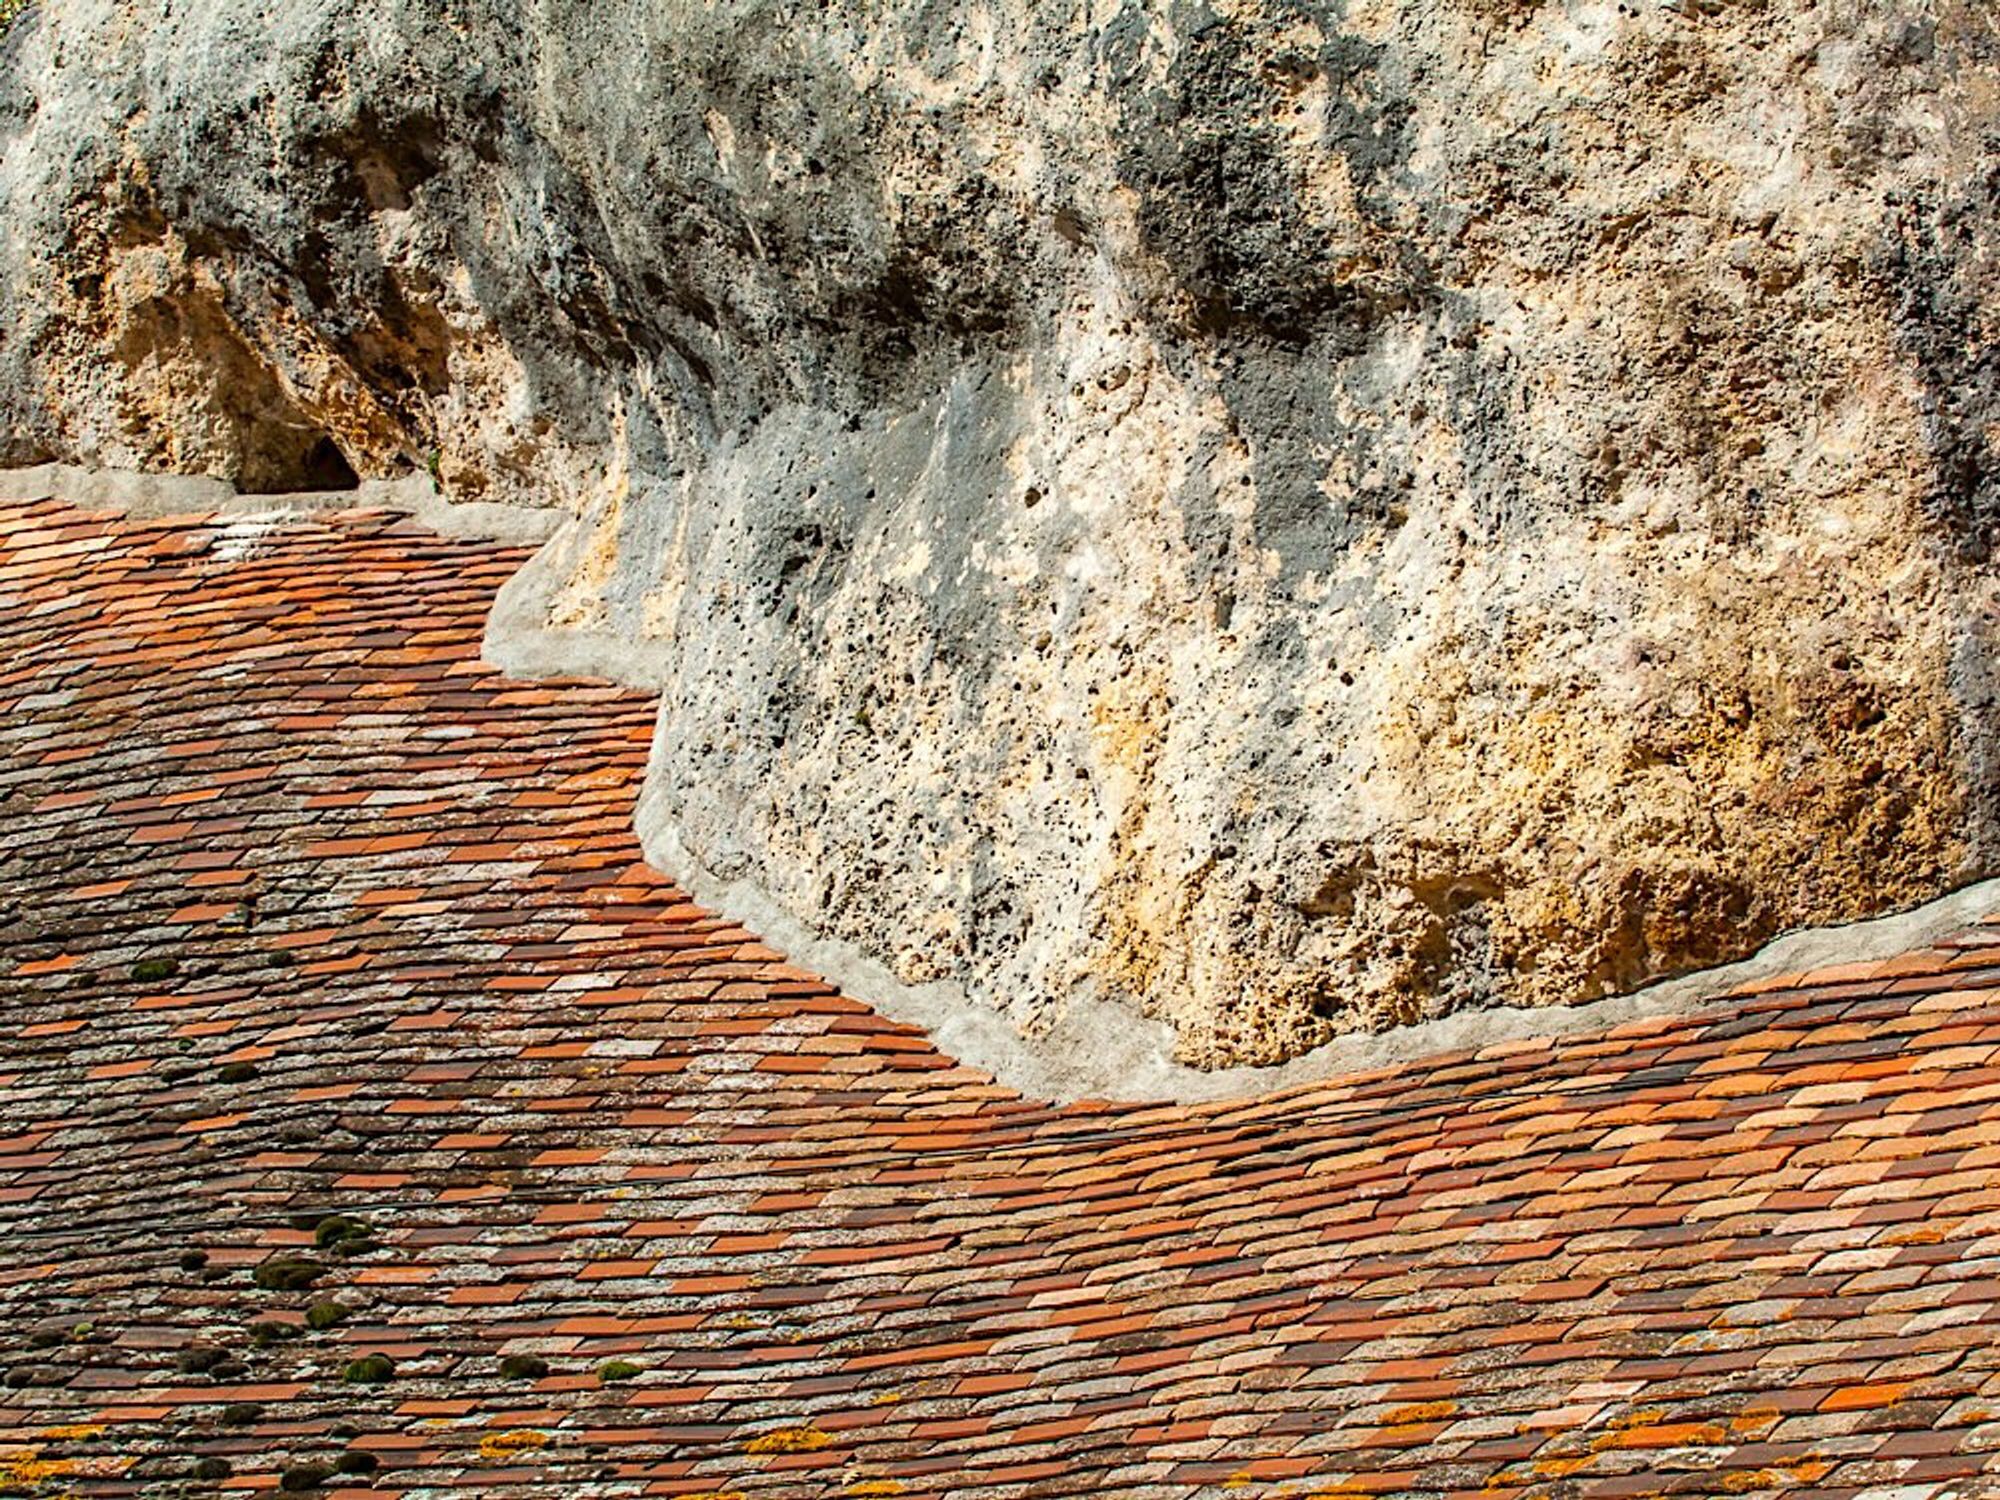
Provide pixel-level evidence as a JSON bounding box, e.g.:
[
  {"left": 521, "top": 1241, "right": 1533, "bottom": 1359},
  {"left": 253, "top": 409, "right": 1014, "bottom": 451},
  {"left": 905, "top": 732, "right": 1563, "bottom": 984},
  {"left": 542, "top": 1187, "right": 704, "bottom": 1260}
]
[{"left": 6, "top": 499, "right": 2000, "bottom": 1496}]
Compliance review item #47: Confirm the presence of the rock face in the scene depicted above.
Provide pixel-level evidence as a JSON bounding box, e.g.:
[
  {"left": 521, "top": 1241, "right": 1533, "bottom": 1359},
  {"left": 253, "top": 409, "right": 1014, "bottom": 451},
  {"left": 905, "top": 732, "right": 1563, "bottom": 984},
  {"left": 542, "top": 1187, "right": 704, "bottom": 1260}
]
[{"left": 4, "top": 0, "right": 1999, "bottom": 1067}]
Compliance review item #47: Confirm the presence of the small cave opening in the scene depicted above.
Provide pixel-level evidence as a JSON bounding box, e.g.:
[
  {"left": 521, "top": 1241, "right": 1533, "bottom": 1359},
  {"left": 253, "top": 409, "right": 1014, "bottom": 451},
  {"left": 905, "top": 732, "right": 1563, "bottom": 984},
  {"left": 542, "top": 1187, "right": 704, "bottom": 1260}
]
[
  {"left": 273, "top": 435, "right": 362, "bottom": 494},
  {"left": 231, "top": 420, "right": 365, "bottom": 496}
]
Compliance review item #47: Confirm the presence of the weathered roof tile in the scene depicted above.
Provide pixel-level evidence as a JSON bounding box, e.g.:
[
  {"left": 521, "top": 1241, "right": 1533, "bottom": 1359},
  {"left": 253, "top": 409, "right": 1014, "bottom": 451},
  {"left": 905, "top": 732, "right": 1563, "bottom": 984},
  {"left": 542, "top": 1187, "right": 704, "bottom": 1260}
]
[{"left": 7, "top": 499, "right": 2000, "bottom": 1496}]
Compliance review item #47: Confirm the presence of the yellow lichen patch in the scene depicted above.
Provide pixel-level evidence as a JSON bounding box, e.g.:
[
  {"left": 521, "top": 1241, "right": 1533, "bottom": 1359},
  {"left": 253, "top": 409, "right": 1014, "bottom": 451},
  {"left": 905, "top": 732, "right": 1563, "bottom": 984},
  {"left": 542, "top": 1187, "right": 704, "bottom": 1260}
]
[
  {"left": 478, "top": 1429, "right": 550, "bottom": 1461},
  {"left": 1728, "top": 1407, "right": 1782, "bottom": 1438},
  {"left": 1593, "top": 1419, "right": 1729, "bottom": 1452},
  {"left": 1714, "top": 1458, "right": 1834, "bottom": 1492},
  {"left": 1719, "top": 1470, "right": 1790, "bottom": 1494},
  {"left": 745, "top": 1425, "right": 833, "bottom": 1456},
  {"left": 845, "top": 1482, "right": 904, "bottom": 1496},
  {"left": 1382, "top": 1401, "right": 1456, "bottom": 1426},
  {"left": 869, "top": 1391, "right": 902, "bottom": 1406},
  {"left": 0, "top": 1451, "right": 75, "bottom": 1484},
  {"left": 1531, "top": 1455, "right": 1595, "bottom": 1479},
  {"left": 1607, "top": 1405, "right": 1667, "bottom": 1430},
  {"left": 37, "top": 1427, "right": 103, "bottom": 1443},
  {"left": 1485, "top": 1453, "right": 1594, "bottom": 1488}
]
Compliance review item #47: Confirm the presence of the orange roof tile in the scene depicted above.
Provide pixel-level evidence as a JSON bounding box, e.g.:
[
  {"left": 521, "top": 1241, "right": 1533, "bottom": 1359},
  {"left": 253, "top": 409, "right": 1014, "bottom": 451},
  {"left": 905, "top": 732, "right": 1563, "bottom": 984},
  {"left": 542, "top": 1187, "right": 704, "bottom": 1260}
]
[{"left": 5, "top": 498, "right": 2000, "bottom": 1497}]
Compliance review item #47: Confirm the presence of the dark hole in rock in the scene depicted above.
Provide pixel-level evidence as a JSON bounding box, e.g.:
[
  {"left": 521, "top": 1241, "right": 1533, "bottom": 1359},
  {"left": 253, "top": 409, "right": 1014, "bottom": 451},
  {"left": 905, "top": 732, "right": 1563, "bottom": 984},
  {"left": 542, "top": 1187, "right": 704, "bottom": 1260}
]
[{"left": 265, "top": 435, "right": 360, "bottom": 494}]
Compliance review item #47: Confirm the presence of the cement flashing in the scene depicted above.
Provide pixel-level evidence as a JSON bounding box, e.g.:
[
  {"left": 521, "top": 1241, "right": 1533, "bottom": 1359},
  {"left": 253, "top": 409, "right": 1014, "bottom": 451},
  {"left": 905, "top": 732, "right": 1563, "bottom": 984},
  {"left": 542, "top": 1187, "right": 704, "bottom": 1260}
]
[
  {"left": 481, "top": 515, "right": 2000, "bottom": 1105},
  {"left": 0, "top": 462, "right": 563, "bottom": 543},
  {"left": 17, "top": 471, "right": 1991, "bottom": 1105},
  {"left": 628, "top": 804, "right": 2000, "bottom": 1105}
]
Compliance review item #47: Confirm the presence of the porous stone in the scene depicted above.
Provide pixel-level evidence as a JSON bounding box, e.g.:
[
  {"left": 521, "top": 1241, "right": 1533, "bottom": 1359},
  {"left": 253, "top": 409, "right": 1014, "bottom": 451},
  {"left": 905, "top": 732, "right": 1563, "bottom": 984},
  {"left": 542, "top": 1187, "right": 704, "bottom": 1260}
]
[{"left": 3, "top": 0, "right": 1998, "bottom": 1066}]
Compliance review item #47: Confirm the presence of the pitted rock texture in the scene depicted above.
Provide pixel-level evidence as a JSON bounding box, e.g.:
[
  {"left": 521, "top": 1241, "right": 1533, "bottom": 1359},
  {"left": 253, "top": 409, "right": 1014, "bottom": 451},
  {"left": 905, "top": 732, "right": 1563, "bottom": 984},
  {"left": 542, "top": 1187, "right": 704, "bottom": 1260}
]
[{"left": 3, "top": 0, "right": 2000, "bottom": 1065}]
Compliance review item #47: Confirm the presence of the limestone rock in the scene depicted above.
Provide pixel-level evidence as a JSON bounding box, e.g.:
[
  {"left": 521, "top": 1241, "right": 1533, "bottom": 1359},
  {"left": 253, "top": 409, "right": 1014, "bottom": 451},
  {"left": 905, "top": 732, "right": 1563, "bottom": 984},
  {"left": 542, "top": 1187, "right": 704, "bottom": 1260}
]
[{"left": 4, "top": 0, "right": 1998, "bottom": 1066}]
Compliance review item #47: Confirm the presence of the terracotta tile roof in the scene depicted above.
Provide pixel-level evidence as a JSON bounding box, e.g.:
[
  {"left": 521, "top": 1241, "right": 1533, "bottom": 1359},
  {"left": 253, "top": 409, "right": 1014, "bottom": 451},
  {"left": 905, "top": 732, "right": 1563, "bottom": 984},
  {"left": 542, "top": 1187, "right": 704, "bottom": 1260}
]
[{"left": 5, "top": 497, "right": 2000, "bottom": 1497}]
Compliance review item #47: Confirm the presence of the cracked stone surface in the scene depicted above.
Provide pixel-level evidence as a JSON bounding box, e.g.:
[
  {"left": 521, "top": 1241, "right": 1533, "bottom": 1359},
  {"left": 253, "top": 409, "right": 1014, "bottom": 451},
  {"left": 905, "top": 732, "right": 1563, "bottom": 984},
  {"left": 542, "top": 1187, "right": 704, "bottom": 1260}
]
[{"left": 3, "top": 1, "right": 2000, "bottom": 1064}]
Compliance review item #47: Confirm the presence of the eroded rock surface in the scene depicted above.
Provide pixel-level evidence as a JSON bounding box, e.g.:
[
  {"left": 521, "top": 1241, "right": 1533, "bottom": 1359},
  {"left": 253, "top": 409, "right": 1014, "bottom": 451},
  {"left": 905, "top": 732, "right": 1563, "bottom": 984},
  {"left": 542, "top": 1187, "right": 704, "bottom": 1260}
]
[{"left": 4, "top": 0, "right": 1998, "bottom": 1065}]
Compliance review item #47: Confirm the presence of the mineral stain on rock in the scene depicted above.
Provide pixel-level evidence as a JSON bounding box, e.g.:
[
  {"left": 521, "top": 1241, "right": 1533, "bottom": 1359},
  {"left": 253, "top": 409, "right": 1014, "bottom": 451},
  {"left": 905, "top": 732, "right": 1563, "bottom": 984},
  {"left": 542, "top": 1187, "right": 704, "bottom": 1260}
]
[{"left": 2, "top": 0, "right": 1998, "bottom": 1068}]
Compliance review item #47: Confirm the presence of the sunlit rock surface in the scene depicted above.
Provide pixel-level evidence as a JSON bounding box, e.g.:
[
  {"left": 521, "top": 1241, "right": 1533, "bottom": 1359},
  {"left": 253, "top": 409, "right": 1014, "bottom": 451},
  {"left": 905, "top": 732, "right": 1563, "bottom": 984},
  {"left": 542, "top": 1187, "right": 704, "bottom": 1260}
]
[{"left": 3, "top": 0, "right": 1997, "bottom": 1064}]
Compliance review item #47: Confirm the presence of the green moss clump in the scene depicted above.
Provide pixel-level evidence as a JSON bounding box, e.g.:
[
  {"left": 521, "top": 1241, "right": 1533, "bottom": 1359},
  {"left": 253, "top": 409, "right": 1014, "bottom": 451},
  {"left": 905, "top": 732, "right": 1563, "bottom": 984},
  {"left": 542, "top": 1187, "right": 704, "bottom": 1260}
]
[
  {"left": 253, "top": 1256, "right": 323, "bottom": 1292},
  {"left": 341, "top": 1353, "right": 395, "bottom": 1384},
  {"left": 219, "top": 1403, "right": 262, "bottom": 1428},
  {"left": 313, "top": 1216, "right": 365, "bottom": 1250},
  {"left": 191, "top": 1457, "right": 233, "bottom": 1481},
  {"left": 279, "top": 1461, "right": 331, "bottom": 1492},
  {"left": 498, "top": 1353, "right": 549, "bottom": 1381},
  {"left": 177, "top": 1250, "right": 209, "bottom": 1272},
  {"left": 217, "top": 1061, "right": 258, "bottom": 1084},
  {"left": 304, "top": 1301, "right": 349, "bottom": 1332},
  {"left": 251, "top": 1320, "right": 297, "bottom": 1347},
  {"left": 313, "top": 1216, "right": 377, "bottom": 1258},
  {"left": 335, "top": 1451, "right": 379, "bottom": 1475},
  {"left": 596, "top": 1359, "right": 644, "bottom": 1383},
  {"left": 130, "top": 956, "right": 180, "bottom": 983},
  {"left": 175, "top": 1346, "right": 224, "bottom": 1374}
]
